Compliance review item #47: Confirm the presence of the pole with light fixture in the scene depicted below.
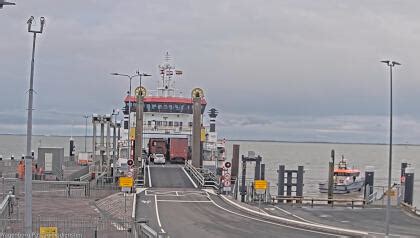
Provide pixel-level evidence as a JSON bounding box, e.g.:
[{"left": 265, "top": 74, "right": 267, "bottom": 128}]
[
  {"left": 25, "top": 15, "right": 45, "bottom": 235},
  {"left": 381, "top": 60, "right": 401, "bottom": 236}
]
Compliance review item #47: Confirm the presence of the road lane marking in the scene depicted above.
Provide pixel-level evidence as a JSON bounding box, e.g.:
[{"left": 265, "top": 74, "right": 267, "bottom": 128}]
[
  {"left": 272, "top": 206, "right": 315, "bottom": 224},
  {"left": 148, "top": 165, "right": 152, "bottom": 187},
  {"left": 205, "top": 194, "right": 340, "bottom": 237},
  {"left": 156, "top": 200, "right": 211, "bottom": 203},
  {"left": 219, "top": 195, "right": 368, "bottom": 237},
  {"left": 154, "top": 194, "right": 164, "bottom": 233},
  {"left": 182, "top": 167, "right": 198, "bottom": 188}
]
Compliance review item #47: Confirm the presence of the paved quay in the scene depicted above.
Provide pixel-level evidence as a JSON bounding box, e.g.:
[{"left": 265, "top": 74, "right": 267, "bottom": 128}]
[
  {"left": 136, "top": 164, "right": 366, "bottom": 238},
  {"left": 250, "top": 202, "right": 420, "bottom": 237}
]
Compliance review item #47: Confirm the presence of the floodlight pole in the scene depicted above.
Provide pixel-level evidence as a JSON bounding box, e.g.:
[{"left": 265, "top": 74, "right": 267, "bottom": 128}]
[
  {"left": 25, "top": 16, "right": 45, "bottom": 234},
  {"left": 381, "top": 60, "right": 400, "bottom": 237}
]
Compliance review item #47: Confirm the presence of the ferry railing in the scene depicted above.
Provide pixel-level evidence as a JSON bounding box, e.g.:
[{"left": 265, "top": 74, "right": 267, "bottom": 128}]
[
  {"left": 271, "top": 196, "right": 366, "bottom": 208},
  {"left": 184, "top": 162, "right": 220, "bottom": 190}
]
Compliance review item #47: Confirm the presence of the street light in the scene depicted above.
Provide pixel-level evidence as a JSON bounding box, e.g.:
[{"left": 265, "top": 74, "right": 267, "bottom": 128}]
[
  {"left": 111, "top": 71, "right": 150, "bottom": 161},
  {"left": 381, "top": 60, "right": 401, "bottom": 236},
  {"left": 25, "top": 15, "right": 45, "bottom": 235},
  {"left": 83, "top": 115, "right": 89, "bottom": 152}
]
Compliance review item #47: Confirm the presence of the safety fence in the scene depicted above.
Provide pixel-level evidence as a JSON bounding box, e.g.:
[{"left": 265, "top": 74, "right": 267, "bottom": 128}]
[{"left": 1, "top": 216, "right": 135, "bottom": 238}]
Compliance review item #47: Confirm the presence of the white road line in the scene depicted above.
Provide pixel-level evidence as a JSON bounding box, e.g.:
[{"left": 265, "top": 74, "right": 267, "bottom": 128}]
[
  {"left": 154, "top": 195, "right": 164, "bottom": 232},
  {"left": 156, "top": 200, "right": 212, "bottom": 203},
  {"left": 220, "top": 195, "right": 368, "bottom": 237},
  {"left": 272, "top": 206, "right": 316, "bottom": 224},
  {"left": 148, "top": 165, "right": 152, "bottom": 187},
  {"left": 205, "top": 194, "right": 340, "bottom": 237},
  {"left": 182, "top": 167, "right": 198, "bottom": 188}
]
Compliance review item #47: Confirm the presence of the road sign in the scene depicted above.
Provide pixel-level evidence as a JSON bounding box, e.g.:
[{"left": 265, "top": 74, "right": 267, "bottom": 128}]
[
  {"left": 224, "top": 161, "right": 231, "bottom": 168},
  {"left": 254, "top": 180, "right": 267, "bottom": 190},
  {"left": 40, "top": 226, "right": 57, "bottom": 238},
  {"left": 224, "top": 180, "right": 231, "bottom": 187},
  {"left": 127, "top": 171, "right": 133, "bottom": 177},
  {"left": 127, "top": 159, "right": 134, "bottom": 167},
  {"left": 119, "top": 177, "right": 133, "bottom": 188},
  {"left": 223, "top": 173, "right": 231, "bottom": 182}
]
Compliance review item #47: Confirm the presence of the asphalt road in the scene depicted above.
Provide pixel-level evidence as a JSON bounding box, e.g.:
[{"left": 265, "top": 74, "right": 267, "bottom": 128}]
[
  {"left": 262, "top": 204, "right": 420, "bottom": 237},
  {"left": 136, "top": 165, "right": 346, "bottom": 238},
  {"left": 147, "top": 164, "right": 196, "bottom": 188}
]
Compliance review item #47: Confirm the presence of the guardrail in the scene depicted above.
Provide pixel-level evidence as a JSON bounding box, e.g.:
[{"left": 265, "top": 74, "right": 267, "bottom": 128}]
[
  {"left": 401, "top": 202, "right": 420, "bottom": 216},
  {"left": 134, "top": 222, "right": 169, "bottom": 238},
  {"left": 0, "top": 194, "right": 15, "bottom": 232},
  {"left": 32, "top": 180, "right": 91, "bottom": 197},
  {"left": 271, "top": 196, "right": 366, "bottom": 208},
  {"left": 184, "top": 162, "right": 219, "bottom": 190}
]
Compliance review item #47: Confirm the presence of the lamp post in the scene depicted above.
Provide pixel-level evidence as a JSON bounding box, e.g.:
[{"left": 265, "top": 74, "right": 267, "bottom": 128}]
[
  {"left": 83, "top": 115, "right": 89, "bottom": 152},
  {"left": 111, "top": 72, "right": 149, "bottom": 161},
  {"left": 25, "top": 16, "right": 45, "bottom": 234},
  {"left": 381, "top": 60, "right": 401, "bottom": 236}
]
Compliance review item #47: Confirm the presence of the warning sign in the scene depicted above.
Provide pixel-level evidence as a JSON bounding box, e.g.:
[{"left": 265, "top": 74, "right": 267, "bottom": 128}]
[
  {"left": 119, "top": 177, "right": 133, "bottom": 188},
  {"left": 40, "top": 226, "right": 57, "bottom": 238},
  {"left": 254, "top": 180, "right": 267, "bottom": 190}
]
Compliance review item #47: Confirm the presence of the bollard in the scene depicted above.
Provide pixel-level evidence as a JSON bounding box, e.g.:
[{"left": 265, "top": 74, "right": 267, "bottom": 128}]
[
  {"left": 296, "top": 166, "right": 304, "bottom": 198},
  {"left": 240, "top": 156, "right": 247, "bottom": 202},
  {"left": 231, "top": 144, "right": 240, "bottom": 179},
  {"left": 404, "top": 167, "right": 415, "bottom": 205},
  {"left": 364, "top": 166, "right": 375, "bottom": 200},
  {"left": 260, "top": 164, "right": 265, "bottom": 180},
  {"left": 254, "top": 159, "right": 261, "bottom": 180},
  {"left": 277, "top": 165, "right": 285, "bottom": 197},
  {"left": 69, "top": 138, "right": 75, "bottom": 157}
]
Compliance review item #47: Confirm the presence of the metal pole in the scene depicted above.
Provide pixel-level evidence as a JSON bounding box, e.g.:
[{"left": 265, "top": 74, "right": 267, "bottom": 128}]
[
  {"left": 24, "top": 31, "right": 37, "bottom": 235},
  {"left": 84, "top": 115, "right": 88, "bottom": 152},
  {"left": 385, "top": 64, "right": 393, "bottom": 236},
  {"left": 128, "top": 76, "right": 132, "bottom": 161}
]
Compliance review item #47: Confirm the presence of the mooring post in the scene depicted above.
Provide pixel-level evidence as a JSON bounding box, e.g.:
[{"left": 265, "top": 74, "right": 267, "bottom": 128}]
[
  {"left": 254, "top": 156, "right": 261, "bottom": 180},
  {"left": 404, "top": 167, "right": 415, "bottom": 205},
  {"left": 296, "top": 166, "right": 304, "bottom": 199},
  {"left": 364, "top": 166, "right": 375, "bottom": 201},
  {"left": 240, "top": 156, "right": 247, "bottom": 202},
  {"left": 328, "top": 149, "right": 335, "bottom": 204},
  {"left": 278, "top": 165, "right": 285, "bottom": 199}
]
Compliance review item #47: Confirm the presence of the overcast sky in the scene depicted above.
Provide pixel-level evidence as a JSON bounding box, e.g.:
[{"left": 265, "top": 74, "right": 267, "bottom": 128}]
[{"left": 1, "top": 1, "right": 420, "bottom": 143}]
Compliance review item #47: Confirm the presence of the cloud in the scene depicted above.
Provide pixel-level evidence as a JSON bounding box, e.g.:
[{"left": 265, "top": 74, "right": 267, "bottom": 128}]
[{"left": 2, "top": 1, "right": 420, "bottom": 142}]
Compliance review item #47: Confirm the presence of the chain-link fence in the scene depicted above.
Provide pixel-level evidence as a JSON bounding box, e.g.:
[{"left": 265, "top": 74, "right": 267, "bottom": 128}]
[{"left": 1, "top": 216, "right": 135, "bottom": 238}]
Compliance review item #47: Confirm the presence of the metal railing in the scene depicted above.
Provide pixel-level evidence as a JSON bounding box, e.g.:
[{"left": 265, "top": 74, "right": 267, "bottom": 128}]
[
  {"left": 134, "top": 222, "right": 169, "bottom": 238},
  {"left": 184, "top": 162, "right": 219, "bottom": 189},
  {"left": 0, "top": 194, "right": 16, "bottom": 232}
]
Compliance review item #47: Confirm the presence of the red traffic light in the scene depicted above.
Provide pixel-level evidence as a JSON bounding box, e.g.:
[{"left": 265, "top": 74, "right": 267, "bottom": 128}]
[{"left": 127, "top": 159, "right": 134, "bottom": 166}]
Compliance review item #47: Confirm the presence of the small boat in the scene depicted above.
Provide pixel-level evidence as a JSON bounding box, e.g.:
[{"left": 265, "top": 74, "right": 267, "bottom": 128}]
[{"left": 319, "top": 157, "right": 364, "bottom": 194}]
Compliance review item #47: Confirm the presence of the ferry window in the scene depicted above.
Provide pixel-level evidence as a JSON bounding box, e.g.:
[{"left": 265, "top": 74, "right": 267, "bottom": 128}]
[
  {"left": 151, "top": 103, "right": 157, "bottom": 111},
  {"left": 145, "top": 103, "right": 151, "bottom": 112},
  {"left": 168, "top": 104, "right": 173, "bottom": 112},
  {"left": 148, "top": 121, "right": 151, "bottom": 126},
  {"left": 157, "top": 104, "right": 162, "bottom": 112},
  {"left": 163, "top": 121, "right": 168, "bottom": 126},
  {"left": 174, "top": 121, "right": 179, "bottom": 127},
  {"left": 180, "top": 122, "right": 183, "bottom": 127},
  {"left": 162, "top": 103, "right": 168, "bottom": 112},
  {"left": 188, "top": 122, "right": 193, "bottom": 127},
  {"left": 169, "top": 121, "right": 173, "bottom": 126},
  {"left": 174, "top": 104, "right": 180, "bottom": 112}
]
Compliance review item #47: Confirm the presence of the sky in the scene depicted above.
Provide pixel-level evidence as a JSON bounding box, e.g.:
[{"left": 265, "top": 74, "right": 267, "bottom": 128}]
[{"left": 1, "top": 1, "right": 420, "bottom": 143}]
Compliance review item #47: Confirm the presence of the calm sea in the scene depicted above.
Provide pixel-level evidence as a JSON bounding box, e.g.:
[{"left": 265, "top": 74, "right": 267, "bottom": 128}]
[{"left": 0, "top": 135, "right": 418, "bottom": 207}]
